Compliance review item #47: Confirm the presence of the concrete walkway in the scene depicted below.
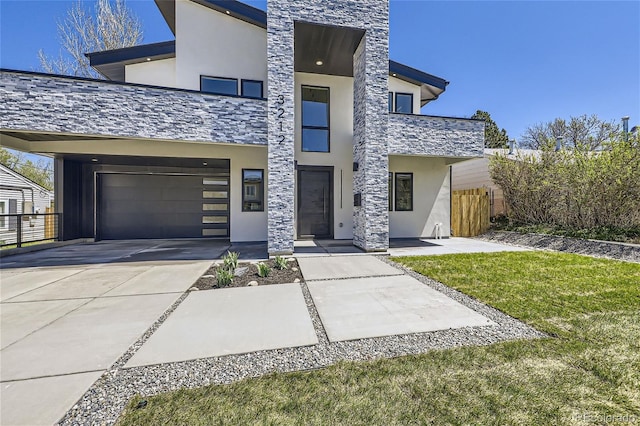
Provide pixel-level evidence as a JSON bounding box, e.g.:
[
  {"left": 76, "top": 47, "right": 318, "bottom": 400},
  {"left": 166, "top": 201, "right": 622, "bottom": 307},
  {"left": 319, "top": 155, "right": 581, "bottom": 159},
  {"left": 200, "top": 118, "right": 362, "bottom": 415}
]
[
  {"left": 302, "top": 256, "right": 494, "bottom": 341},
  {"left": 123, "top": 254, "right": 498, "bottom": 369}
]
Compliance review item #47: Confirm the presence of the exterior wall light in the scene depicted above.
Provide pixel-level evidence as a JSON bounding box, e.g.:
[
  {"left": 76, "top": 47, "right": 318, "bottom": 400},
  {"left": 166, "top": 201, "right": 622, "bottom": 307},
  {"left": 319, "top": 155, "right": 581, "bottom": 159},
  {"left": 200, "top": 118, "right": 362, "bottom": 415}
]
[{"left": 315, "top": 60, "right": 323, "bottom": 66}]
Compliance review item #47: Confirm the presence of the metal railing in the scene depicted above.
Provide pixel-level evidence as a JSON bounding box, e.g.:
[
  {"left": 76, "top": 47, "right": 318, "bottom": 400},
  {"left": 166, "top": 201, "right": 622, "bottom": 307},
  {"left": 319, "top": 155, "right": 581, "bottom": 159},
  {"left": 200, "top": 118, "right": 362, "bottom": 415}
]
[{"left": 0, "top": 213, "right": 60, "bottom": 248}]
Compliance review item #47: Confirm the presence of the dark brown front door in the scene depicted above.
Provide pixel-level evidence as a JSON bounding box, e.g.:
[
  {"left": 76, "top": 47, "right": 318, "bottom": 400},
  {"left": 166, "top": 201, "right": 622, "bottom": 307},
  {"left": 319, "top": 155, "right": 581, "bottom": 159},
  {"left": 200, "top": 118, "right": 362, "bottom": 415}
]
[{"left": 297, "top": 166, "right": 333, "bottom": 238}]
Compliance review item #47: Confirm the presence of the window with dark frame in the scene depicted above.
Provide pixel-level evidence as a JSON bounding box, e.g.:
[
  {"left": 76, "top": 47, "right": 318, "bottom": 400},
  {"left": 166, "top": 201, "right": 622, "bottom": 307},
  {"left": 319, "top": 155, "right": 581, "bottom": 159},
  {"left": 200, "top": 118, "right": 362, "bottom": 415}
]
[
  {"left": 241, "top": 79, "right": 263, "bottom": 98},
  {"left": 394, "top": 93, "right": 413, "bottom": 114},
  {"left": 388, "top": 172, "right": 393, "bottom": 211},
  {"left": 388, "top": 92, "right": 393, "bottom": 112},
  {"left": 200, "top": 76, "right": 238, "bottom": 96},
  {"left": 301, "top": 86, "right": 330, "bottom": 152},
  {"left": 242, "top": 169, "right": 264, "bottom": 212},
  {"left": 0, "top": 201, "right": 6, "bottom": 229},
  {"left": 395, "top": 173, "right": 413, "bottom": 211}
]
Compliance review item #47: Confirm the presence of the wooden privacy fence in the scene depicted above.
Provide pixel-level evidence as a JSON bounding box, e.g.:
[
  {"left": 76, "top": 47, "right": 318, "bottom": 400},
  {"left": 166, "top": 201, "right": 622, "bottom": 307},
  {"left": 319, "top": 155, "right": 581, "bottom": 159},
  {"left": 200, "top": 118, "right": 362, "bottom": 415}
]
[
  {"left": 451, "top": 188, "right": 490, "bottom": 237},
  {"left": 45, "top": 207, "right": 55, "bottom": 239}
]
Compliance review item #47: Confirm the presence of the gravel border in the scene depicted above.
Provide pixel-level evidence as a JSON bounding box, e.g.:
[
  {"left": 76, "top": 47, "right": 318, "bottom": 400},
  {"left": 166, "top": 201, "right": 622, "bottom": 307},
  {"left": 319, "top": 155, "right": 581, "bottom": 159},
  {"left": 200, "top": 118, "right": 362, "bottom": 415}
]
[
  {"left": 477, "top": 230, "right": 640, "bottom": 263},
  {"left": 58, "top": 258, "right": 544, "bottom": 426}
]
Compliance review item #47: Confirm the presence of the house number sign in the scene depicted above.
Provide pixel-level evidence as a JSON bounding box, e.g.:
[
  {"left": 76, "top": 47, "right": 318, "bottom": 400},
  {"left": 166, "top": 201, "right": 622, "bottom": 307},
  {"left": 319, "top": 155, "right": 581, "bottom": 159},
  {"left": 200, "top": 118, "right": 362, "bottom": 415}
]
[{"left": 275, "top": 94, "right": 285, "bottom": 144}]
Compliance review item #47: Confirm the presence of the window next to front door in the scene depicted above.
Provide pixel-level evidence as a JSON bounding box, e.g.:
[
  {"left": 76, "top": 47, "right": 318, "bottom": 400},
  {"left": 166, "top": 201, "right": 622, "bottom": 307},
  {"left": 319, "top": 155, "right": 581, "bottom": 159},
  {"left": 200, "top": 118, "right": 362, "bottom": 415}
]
[
  {"left": 242, "top": 169, "right": 264, "bottom": 211},
  {"left": 395, "top": 172, "right": 413, "bottom": 211},
  {"left": 302, "top": 86, "right": 330, "bottom": 152}
]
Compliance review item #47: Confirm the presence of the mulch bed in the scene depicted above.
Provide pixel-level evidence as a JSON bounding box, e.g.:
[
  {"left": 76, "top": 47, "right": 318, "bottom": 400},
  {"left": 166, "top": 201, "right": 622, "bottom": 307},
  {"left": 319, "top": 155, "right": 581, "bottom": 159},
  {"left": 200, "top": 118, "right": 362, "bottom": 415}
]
[{"left": 192, "top": 258, "right": 304, "bottom": 290}]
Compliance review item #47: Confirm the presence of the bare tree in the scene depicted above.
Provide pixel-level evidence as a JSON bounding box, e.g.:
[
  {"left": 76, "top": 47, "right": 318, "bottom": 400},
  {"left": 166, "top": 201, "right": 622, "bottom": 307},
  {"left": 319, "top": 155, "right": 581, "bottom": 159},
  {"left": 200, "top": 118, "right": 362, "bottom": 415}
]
[
  {"left": 521, "top": 114, "right": 620, "bottom": 151},
  {"left": 38, "top": 0, "right": 143, "bottom": 79}
]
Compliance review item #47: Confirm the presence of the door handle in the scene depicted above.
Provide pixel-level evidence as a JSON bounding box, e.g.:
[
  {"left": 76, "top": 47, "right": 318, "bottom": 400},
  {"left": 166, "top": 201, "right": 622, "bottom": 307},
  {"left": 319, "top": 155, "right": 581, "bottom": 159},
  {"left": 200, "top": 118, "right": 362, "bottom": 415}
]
[{"left": 323, "top": 189, "right": 327, "bottom": 220}]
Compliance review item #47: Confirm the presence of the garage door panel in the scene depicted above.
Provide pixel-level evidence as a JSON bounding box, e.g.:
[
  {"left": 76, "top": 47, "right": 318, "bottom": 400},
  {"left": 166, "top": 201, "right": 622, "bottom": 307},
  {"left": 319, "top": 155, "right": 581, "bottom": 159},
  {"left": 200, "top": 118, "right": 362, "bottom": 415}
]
[{"left": 98, "top": 171, "right": 229, "bottom": 240}]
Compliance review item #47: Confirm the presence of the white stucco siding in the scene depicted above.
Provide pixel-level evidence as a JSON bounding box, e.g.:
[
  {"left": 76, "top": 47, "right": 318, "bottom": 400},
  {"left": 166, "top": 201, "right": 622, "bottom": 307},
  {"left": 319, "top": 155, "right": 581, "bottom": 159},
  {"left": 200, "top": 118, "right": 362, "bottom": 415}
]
[
  {"left": 125, "top": 58, "right": 177, "bottom": 88},
  {"left": 389, "top": 155, "right": 451, "bottom": 238},
  {"left": 175, "top": 0, "right": 267, "bottom": 91},
  {"left": 388, "top": 76, "right": 421, "bottom": 114},
  {"left": 294, "top": 72, "right": 355, "bottom": 240}
]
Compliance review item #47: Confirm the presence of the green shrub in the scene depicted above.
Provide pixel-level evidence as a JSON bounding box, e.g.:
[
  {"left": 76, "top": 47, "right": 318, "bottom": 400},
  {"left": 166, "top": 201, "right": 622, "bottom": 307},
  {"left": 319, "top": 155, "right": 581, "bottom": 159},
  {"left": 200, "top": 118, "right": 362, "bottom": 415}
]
[
  {"left": 490, "top": 134, "right": 640, "bottom": 234},
  {"left": 216, "top": 268, "right": 234, "bottom": 287},
  {"left": 257, "top": 262, "right": 271, "bottom": 278},
  {"left": 222, "top": 251, "right": 239, "bottom": 272},
  {"left": 273, "top": 256, "right": 288, "bottom": 270}
]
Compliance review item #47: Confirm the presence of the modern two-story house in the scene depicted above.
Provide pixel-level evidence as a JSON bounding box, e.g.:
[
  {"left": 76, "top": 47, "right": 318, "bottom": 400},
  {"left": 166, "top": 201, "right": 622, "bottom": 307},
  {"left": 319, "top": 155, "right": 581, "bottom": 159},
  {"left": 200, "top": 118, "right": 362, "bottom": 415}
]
[{"left": 0, "top": 0, "right": 484, "bottom": 254}]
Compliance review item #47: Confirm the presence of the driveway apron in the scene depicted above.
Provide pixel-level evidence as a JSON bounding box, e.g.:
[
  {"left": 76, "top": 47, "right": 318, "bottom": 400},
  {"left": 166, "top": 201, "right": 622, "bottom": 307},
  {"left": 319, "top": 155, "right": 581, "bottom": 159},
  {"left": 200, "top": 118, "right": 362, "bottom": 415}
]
[{"left": 0, "top": 240, "right": 220, "bottom": 426}]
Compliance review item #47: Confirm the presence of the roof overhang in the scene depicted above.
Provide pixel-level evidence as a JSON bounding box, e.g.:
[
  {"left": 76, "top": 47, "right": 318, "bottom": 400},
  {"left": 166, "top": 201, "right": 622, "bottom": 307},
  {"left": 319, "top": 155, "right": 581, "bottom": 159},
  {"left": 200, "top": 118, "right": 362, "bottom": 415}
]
[
  {"left": 389, "top": 60, "right": 449, "bottom": 106},
  {"left": 89, "top": 0, "right": 450, "bottom": 101},
  {"left": 85, "top": 41, "right": 176, "bottom": 81}
]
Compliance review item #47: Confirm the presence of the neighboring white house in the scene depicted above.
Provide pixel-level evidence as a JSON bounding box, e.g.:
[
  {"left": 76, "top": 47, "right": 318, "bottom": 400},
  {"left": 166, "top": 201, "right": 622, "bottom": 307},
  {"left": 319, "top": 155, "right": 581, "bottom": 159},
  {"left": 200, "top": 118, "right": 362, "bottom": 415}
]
[
  {"left": 451, "top": 148, "right": 541, "bottom": 218},
  {"left": 0, "top": 163, "right": 54, "bottom": 245},
  {"left": 0, "top": 0, "right": 484, "bottom": 254}
]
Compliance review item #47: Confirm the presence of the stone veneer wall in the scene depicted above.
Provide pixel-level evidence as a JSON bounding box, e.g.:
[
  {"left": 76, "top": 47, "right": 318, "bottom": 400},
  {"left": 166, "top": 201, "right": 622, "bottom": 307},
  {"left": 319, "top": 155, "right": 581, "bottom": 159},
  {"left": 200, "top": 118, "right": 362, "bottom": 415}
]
[
  {"left": 353, "top": 35, "right": 390, "bottom": 251},
  {"left": 267, "top": 0, "right": 390, "bottom": 254},
  {"left": 0, "top": 70, "right": 267, "bottom": 145},
  {"left": 388, "top": 114, "right": 484, "bottom": 157}
]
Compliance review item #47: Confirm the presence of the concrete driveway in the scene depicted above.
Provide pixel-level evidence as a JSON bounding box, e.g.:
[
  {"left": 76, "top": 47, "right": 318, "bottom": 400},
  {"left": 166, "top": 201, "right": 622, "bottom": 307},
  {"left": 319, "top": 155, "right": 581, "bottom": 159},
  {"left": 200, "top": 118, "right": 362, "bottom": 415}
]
[{"left": 0, "top": 239, "right": 231, "bottom": 426}]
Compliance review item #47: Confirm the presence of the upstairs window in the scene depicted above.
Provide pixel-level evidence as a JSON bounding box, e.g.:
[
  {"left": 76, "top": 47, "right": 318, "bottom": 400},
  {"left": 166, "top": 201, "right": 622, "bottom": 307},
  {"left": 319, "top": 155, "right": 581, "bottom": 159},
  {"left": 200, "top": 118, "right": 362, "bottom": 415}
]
[
  {"left": 302, "top": 86, "right": 330, "bottom": 152},
  {"left": 242, "top": 80, "right": 263, "bottom": 98},
  {"left": 388, "top": 92, "right": 393, "bottom": 112},
  {"left": 394, "top": 93, "right": 413, "bottom": 114},
  {"left": 201, "top": 76, "right": 238, "bottom": 96}
]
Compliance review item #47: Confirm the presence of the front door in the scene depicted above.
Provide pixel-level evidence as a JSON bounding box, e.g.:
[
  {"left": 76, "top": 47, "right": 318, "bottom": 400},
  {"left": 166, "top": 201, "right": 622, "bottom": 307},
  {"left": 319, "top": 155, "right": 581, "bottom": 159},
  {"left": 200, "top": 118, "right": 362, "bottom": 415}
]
[{"left": 297, "top": 166, "right": 333, "bottom": 239}]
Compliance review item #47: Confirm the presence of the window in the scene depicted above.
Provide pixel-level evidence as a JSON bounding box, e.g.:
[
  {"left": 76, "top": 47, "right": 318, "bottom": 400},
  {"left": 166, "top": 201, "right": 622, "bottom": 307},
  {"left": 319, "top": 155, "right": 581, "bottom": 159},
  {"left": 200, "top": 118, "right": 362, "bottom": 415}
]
[
  {"left": 395, "top": 173, "right": 413, "bottom": 211},
  {"left": 388, "top": 172, "right": 393, "bottom": 211},
  {"left": 241, "top": 80, "right": 263, "bottom": 98},
  {"left": 388, "top": 92, "right": 393, "bottom": 112},
  {"left": 0, "top": 201, "right": 6, "bottom": 229},
  {"left": 201, "top": 76, "right": 238, "bottom": 96},
  {"left": 394, "top": 93, "right": 413, "bottom": 114},
  {"left": 242, "top": 169, "right": 264, "bottom": 211},
  {"left": 302, "top": 86, "right": 330, "bottom": 152}
]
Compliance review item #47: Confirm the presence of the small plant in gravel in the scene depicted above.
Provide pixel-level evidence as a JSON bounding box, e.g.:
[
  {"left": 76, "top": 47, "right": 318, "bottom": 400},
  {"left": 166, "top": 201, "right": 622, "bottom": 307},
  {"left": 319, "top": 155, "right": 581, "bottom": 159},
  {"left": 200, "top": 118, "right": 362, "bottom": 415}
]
[
  {"left": 257, "top": 262, "right": 271, "bottom": 278},
  {"left": 273, "top": 256, "right": 288, "bottom": 270},
  {"left": 222, "top": 251, "right": 239, "bottom": 272},
  {"left": 216, "top": 267, "right": 234, "bottom": 287}
]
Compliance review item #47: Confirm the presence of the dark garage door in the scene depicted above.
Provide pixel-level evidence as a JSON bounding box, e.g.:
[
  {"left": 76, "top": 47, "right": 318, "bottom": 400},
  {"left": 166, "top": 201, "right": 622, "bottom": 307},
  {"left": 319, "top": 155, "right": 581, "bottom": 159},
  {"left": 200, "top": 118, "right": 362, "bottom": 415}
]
[{"left": 97, "top": 173, "right": 229, "bottom": 240}]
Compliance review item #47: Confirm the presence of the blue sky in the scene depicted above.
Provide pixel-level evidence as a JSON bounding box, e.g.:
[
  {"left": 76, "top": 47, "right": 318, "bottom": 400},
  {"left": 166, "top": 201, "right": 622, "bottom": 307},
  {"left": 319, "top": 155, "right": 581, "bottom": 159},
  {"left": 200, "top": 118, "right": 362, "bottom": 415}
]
[{"left": 1, "top": 0, "right": 639, "bottom": 146}]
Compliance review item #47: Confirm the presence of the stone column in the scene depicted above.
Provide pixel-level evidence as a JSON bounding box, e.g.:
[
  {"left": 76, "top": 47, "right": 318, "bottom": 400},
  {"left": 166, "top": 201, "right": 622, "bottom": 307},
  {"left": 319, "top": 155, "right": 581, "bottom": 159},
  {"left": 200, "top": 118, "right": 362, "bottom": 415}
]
[
  {"left": 266, "top": 0, "right": 295, "bottom": 255},
  {"left": 352, "top": 27, "right": 389, "bottom": 251}
]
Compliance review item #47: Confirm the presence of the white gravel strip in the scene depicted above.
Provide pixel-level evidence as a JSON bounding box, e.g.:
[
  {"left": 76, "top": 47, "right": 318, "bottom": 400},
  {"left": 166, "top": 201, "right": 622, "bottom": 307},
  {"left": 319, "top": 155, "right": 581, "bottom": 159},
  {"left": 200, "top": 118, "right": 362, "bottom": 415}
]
[
  {"left": 478, "top": 230, "right": 640, "bottom": 263},
  {"left": 57, "top": 258, "right": 544, "bottom": 426}
]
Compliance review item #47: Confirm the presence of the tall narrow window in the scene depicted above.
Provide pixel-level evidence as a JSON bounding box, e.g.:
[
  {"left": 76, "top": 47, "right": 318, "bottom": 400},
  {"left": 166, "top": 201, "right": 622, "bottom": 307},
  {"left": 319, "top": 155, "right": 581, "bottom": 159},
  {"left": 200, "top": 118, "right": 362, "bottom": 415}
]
[
  {"left": 201, "top": 76, "right": 238, "bottom": 96},
  {"left": 241, "top": 80, "right": 263, "bottom": 98},
  {"left": 302, "top": 86, "right": 330, "bottom": 152},
  {"left": 0, "top": 201, "right": 6, "bottom": 229},
  {"left": 242, "top": 169, "right": 264, "bottom": 211},
  {"left": 388, "top": 172, "right": 393, "bottom": 211},
  {"left": 395, "top": 173, "right": 413, "bottom": 211},
  {"left": 395, "top": 93, "right": 413, "bottom": 114},
  {"left": 388, "top": 92, "right": 393, "bottom": 112}
]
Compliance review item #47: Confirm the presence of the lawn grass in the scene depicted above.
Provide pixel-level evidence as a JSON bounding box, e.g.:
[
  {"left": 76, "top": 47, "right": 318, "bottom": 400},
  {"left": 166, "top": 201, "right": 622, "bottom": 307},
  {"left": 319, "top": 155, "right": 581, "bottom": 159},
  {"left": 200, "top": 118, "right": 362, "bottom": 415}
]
[{"left": 118, "top": 252, "right": 640, "bottom": 425}]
